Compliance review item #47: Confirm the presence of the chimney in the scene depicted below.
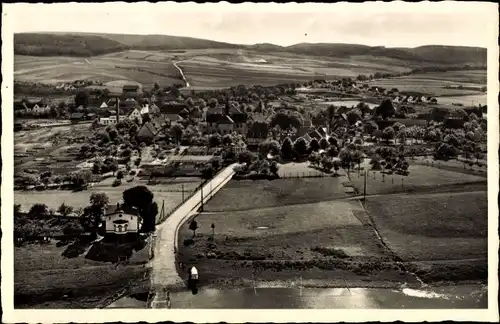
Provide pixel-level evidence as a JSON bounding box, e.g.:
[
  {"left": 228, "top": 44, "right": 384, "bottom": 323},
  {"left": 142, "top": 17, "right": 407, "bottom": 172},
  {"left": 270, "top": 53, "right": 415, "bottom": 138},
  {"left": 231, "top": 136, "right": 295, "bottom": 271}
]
[{"left": 116, "top": 97, "right": 120, "bottom": 123}]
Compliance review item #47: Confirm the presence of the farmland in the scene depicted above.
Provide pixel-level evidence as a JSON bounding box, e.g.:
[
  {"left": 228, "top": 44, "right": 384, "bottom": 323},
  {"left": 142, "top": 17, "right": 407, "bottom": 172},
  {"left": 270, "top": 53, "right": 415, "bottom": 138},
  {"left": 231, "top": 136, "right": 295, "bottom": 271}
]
[{"left": 14, "top": 240, "right": 150, "bottom": 308}]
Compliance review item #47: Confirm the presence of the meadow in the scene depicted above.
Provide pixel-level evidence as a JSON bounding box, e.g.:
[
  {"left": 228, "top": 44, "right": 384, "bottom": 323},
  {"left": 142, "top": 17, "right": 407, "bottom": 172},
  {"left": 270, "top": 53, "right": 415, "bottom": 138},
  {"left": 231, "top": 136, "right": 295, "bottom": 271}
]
[{"left": 365, "top": 191, "right": 487, "bottom": 261}]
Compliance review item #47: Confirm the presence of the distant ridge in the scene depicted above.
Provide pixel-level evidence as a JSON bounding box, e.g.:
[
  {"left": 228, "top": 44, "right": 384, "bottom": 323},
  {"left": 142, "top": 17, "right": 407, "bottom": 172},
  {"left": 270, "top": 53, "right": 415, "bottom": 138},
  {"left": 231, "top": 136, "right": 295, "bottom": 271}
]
[{"left": 14, "top": 32, "right": 487, "bottom": 65}]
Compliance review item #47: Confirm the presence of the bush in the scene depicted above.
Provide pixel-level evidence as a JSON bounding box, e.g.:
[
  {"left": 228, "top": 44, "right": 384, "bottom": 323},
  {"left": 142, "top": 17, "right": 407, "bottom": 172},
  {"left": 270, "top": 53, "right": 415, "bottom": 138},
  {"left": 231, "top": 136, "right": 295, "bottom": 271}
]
[
  {"left": 112, "top": 179, "right": 121, "bottom": 187},
  {"left": 311, "top": 246, "right": 349, "bottom": 258}
]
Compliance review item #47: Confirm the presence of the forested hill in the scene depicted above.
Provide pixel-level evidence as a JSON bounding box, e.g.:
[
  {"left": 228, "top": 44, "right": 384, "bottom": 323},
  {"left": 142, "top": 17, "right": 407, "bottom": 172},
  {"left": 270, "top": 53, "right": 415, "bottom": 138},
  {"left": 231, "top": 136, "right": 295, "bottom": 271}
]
[{"left": 14, "top": 32, "right": 487, "bottom": 66}]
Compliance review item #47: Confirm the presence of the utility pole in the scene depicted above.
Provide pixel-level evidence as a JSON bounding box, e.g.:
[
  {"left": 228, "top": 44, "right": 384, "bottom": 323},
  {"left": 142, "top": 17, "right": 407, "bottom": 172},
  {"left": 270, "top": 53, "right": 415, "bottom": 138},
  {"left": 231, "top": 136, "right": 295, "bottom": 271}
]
[
  {"left": 363, "top": 170, "right": 367, "bottom": 202},
  {"left": 200, "top": 185, "right": 204, "bottom": 212}
]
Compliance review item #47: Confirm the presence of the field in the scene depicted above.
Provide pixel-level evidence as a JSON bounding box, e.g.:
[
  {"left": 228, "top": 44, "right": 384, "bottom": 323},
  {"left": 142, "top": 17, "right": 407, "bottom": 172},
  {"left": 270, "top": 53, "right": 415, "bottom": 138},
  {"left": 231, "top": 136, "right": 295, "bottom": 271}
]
[
  {"left": 15, "top": 240, "right": 150, "bottom": 308},
  {"left": 14, "top": 124, "right": 94, "bottom": 175},
  {"left": 14, "top": 178, "right": 202, "bottom": 212},
  {"left": 347, "top": 163, "right": 487, "bottom": 196},
  {"left": 178, "top": 198, "right": 412, "bottom": 288},
  {"left": 368, "top": 71, "right": 486, "bottom": 97},
  {"left": 203, "top": 177, "right": 351, "bottom": 212},
  {"left": 15, "top": 49, "right": 417, "bottom": 89},
  {"left": 14, "top": 53, "right": 182, "bottom": 88},
  {"left": 365, "top": 191, "right": 487, "bottom": 261}
]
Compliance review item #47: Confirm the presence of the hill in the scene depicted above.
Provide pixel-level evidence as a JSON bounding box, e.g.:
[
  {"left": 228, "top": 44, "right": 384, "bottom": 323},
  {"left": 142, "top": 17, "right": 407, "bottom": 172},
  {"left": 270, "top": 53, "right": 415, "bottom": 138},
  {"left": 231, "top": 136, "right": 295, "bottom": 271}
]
[
  {"left": 14, "top": 32, "right": 487, "bottom": 65},
  {"left": 14, "top": 33, "right": 129, "bottom": 57}
]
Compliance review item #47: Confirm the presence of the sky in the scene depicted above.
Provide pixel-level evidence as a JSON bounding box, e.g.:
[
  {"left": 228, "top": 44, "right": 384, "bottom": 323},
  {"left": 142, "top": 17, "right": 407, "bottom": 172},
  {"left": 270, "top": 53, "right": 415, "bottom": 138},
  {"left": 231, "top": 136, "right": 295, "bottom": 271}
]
[{"left": 5, "top": 1, "right": 498, "bottom": 48}]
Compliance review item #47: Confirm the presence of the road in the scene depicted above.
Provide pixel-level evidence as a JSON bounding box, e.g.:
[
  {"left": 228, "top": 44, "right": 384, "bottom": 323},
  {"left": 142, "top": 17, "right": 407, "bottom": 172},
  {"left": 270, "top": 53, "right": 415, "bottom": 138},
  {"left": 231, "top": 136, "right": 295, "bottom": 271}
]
[
  {"left": 149, "top": 163, "right": 238, "bottom": 308},
  {"left": 173, "top": 61, "right": 190, "bottom": 88}
]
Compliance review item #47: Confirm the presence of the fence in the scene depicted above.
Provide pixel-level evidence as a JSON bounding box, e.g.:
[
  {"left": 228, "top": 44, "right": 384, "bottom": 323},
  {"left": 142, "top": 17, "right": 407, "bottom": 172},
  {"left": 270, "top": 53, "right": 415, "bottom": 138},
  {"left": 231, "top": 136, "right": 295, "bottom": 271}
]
[{"left": 278, "top": 171, "right": 333, "bottom": 179}]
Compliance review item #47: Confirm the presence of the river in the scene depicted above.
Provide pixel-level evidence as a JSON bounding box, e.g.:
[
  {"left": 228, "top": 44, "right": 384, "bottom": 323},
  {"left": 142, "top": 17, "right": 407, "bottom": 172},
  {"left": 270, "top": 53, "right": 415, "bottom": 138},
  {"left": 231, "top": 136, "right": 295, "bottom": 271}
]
[{"left": 107, "top": 284, "right": 487, "bottom": 309}]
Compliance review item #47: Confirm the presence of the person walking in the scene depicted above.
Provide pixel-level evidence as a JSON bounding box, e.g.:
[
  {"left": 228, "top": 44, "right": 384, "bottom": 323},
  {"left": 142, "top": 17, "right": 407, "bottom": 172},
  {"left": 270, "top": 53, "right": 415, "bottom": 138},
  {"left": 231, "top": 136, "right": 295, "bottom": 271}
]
[{"left": 166, "top": 290, "right": 171, "bottom": 309}]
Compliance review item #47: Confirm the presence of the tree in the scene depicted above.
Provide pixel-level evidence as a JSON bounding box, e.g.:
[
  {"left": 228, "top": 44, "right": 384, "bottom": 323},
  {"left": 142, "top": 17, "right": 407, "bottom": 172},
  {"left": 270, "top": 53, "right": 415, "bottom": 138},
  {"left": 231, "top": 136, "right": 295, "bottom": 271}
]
[
  {"left": 293, "top": 137, "right": 308, "bottom": 156},
  {"left": 208, "top": 133, "right": 222, "bottom": 148},
  {"left": 328, "top": 136, "right": 338, "bottom": 147},
  {"left": 382, "top": 126, "right": 395, "bottom": 144},
  {"left": 352, "top": 150, "right": 363, "bottom": 172},
  {"left": 238, "top": 150, "right": 256, "bottom": 164},
  {"left": 375, "top": 99, "right": 396, "bottom": 119},
  {"left": 189, "top": 219, "right": 198, "bottom": 238},
  {"left": 347, "top": 109, "right": 362, "bottom": 126},
  {"left": 211, "top": 223, "right": 215, "bottom": 237},
  {"left": 14, "top": 204, "right": 22, "bottom": 216},
  {"left": 57, "top": 203, "right": 73, "bottom": 217},
  {"left": 280, "top": 137, "right": 294, "bottom": 159},
  {"left": 270, "top": 161, "right": 280, "bottom": 175},
  {"left": 309, "top": 138, "right": 320, "bottom": 152},
  {"left": 222, "top": 134, "right": 233, "bottom": 146},
  {"left": 321, "top": 156, "right": 333, "bottom": 172},
  {"left": 29, "top": 203, "right": 48, "bottom": 218},
  {"left": 74, "top": 90, "right": 89, "bottom": 108},
  {"left": 308, "top": 152, "right": 321, "bottom": 166},
  {"left": 269, "top": 110, "right": 303, "bottom": 130},
  {"left": 170, "top": 124, "right": 184, "bottom": 144},
  {"left": 332, "top": 160, "right": 341, "bottom": 176},
  {"left": 116, "top": 170, "right": 124, "bottom": 180},
  {"left": 339, "top": 148, "right": 353, "bottom": 170},
  {"left": 259, "top": 140, "right": 280, "bottom": 156},
  {"left": 123, "top": 186, "right": 157, "bottom": 232}
]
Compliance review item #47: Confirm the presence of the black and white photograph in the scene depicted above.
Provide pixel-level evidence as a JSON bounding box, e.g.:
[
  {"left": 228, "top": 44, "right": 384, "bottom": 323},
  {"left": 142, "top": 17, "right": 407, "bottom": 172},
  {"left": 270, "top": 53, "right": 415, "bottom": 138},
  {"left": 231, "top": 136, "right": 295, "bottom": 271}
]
[{"left": 1, "top": 1, "right": 498, "bottom": 322}]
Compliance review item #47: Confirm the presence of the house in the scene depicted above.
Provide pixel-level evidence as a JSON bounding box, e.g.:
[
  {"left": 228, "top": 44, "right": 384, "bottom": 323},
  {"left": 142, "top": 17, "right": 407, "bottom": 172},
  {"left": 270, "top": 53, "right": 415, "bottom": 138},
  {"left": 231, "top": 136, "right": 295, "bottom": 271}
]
[
  {"left": 205, "top": 114, "right": 235, "bottom": 134},
  {"left": 164, "top": 114, "right": 184, "bottom": 124},
  {"left": 122, "top": 84, "right": 141, "bottom": 98},
  {"left": 308, "top": 129, "right": 323, "bottom": 140},
  {"left": 70, "top": 112, "right": 86, "bottom": 123},
  {"left": 129, "top": 107, "right": 143, "bottom": 124},
  {"left": 303, "top": 133, "right": 313, "bottom": 143},
  {"left": 178, "top": 108, "right": 190, "bottom": 119},
  {"left": 149, "top": 103, "right": 161, "bottom": 116},
  {"left": 100, "top": 102, "right": 109, "bottom": 109},
  {"left": 160, "top": 101, "right": 189, "bottom": 114},
  {"left": 103, "top": 203, "right": 142, "bottom": 240},
  {"left": 137, "top": 121, "right": 159, "bottom": 142},
  {"left": 227, "top": 104, "right": 248, "bottom": 134}
]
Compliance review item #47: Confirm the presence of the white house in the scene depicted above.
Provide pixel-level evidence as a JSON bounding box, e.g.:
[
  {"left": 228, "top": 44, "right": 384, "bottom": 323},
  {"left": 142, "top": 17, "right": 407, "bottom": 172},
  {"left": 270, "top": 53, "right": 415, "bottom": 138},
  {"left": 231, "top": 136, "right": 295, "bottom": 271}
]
[
  {"left": 103, "top": 203, "right": 142, "bottom": 238},
  {"left": 128, "top": 108, "right": 142, "bottom": 124},
  {"left": 99, "top": 115, "right": 128, "bottom": 125},
  {"left": 100, "top": 102, "right": 108, "bottom": 109}
]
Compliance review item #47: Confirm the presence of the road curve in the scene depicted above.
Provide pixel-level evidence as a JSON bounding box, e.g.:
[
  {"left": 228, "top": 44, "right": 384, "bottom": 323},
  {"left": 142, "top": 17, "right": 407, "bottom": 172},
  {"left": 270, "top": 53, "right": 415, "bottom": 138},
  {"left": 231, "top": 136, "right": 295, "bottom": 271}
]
[
  {"left": 149, "top": 164, "right": 238, "bottom": 308},
  {"left": 173, "top": 61, "right": 190, "bottom": 88}
]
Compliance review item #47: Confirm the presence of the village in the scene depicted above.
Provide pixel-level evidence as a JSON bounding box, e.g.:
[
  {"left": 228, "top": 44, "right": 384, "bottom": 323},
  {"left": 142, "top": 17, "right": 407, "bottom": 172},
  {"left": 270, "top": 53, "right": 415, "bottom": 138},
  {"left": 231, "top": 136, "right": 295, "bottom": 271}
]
[{"left": 14, "top": 76, "right": 488, "bottom": 309}]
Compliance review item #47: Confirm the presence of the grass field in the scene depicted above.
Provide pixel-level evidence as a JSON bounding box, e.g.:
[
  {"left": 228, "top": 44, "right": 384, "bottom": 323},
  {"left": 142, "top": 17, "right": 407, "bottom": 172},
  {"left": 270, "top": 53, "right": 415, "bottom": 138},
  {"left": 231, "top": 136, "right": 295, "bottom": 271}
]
[
  {"left": 365, "top": 191, "right": 487, "bottom": 261},
  {"left": 368, "top": 71, "right": 486, "bottom": 98},
  {"left": 177, "top": 199, "right": 411, "bottom": 288},
  {"left": 203, "top": 177, "right": 351, "bottom": 212},
  {"left": 15, "top": 241, "right": 150, "bottom": 308},
  {"left": 347, "top": 164, "right": 486, "bottom": 196},
  {"left": 15, "top": 49, "right": 417, "bottom": 88},
  {"left": 14, "top": 178, "right": 202, "bottom": 212},
  {"left": 14, "top": 53, "right": 182, "bottom": 87}
]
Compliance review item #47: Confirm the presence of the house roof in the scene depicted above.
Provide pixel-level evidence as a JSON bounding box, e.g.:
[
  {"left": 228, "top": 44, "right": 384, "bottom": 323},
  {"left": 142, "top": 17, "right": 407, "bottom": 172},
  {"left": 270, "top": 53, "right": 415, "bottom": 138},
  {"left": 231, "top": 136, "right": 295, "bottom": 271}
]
[
  {"left": 206, "top": 106, "right": 225, "bottom": 115},
  {"left": 100, "top": 102, "right": 108, "bottom": 108},
  {"left": 123, "top": 85, "right": 140, "bottom": 90},
  {"left": 250, "top": 113, "right": 267, "bottom": 123},
  {"left": 70, "top": 112, "right": 85, "bottom": 119},
  {"left": 218, "top": 115, "right": 235, "bottom": 125},
  {"left": 308, "top": 130, "right": 323, "bottom": 140},
  {"left": 164, "top": 114, "right": 184, "bottom": 122},
  {"left": 140, "top": 105, "right": 150, "bottom": 115},
  {"left": 137, "top": 122, "right": 159, "bottom": 138},
  {"left": 105, "top": 203, "right": 140, "bottom": 216},
  {"left": 303, "top": 133, "right": 313, "bottom": 142},
  {"left": 179, "top": 108, "right": 190, "bottom": 115}
]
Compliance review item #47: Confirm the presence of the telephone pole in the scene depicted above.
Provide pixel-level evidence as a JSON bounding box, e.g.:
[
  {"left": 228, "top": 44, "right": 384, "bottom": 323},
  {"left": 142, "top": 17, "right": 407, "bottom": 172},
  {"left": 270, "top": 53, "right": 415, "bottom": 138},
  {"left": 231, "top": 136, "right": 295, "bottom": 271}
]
[
  {"left": 200, "top": 185, "right": 204, "bottom": 212},
  {"left": 363, "top": 170, "right": 367, "bottom": 202}
]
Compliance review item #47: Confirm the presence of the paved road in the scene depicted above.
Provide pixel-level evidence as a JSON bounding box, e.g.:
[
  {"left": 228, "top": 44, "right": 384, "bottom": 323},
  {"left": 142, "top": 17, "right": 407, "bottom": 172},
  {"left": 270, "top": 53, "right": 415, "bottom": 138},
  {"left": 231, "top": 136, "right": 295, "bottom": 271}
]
[{"left": 149, "top": 164, "right": 238, "bottom": 308}]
